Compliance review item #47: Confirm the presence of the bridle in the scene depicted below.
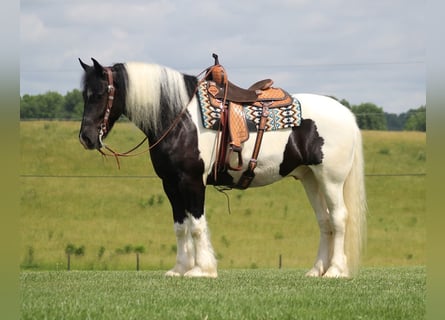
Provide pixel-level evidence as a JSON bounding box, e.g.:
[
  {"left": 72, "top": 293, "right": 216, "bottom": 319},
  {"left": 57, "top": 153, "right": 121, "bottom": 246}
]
[{"left": 98, "top": 67, "right": 116, "bottom": 145}]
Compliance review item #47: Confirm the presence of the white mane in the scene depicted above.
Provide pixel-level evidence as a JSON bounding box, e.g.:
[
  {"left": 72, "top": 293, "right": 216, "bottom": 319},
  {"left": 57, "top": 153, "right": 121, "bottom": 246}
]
[{"left": 124, "top": 62, "right": 190, "bottom": 134}]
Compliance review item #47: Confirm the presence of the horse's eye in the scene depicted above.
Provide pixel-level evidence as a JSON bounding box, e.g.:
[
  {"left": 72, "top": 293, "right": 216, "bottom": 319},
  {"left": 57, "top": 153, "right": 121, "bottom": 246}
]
[{"left": 86, "top": 89, "right": 104, "bottom": 101}]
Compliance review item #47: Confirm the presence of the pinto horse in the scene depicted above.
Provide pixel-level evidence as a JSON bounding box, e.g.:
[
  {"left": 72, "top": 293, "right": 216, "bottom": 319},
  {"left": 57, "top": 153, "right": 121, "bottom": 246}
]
[{"left": 78, "top": 57, "right": 366, "bottom": 278}]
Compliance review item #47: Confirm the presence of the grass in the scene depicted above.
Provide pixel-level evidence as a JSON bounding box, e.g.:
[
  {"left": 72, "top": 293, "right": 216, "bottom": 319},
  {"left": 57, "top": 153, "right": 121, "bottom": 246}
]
[
  {"left": 19, "top": 121, "right": 426, "bottom": 271},
  {"left": 20, "top": 267, "right": 426, "bottom": 320}
]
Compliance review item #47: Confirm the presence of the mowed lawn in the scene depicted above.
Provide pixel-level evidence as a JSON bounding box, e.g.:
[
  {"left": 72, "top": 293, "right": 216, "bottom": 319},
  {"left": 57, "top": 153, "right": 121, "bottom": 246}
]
[{"left": 21, "top": 267, "right": 425, "bottom": 320}]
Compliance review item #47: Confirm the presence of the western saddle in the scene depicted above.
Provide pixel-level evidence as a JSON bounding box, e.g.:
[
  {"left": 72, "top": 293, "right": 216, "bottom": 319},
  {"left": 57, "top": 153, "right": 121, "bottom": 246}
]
[{"left": 205, "top": 54, "right": 293, "bottom": 189}]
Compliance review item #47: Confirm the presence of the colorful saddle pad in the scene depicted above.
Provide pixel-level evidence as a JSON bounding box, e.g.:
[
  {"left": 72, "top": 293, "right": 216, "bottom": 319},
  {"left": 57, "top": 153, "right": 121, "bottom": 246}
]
[{"left": 197, "top": 81, "right": 302, "bottom": 131}]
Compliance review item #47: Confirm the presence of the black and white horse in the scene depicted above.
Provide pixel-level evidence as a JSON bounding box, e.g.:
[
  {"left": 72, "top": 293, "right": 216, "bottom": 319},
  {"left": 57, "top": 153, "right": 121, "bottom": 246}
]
[{"left": 78, "top": 58, "right": 366, "bottom": 278}]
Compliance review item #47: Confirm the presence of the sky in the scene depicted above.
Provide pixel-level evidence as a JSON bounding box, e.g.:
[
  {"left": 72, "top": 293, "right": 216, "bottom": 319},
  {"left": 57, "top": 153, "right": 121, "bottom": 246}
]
[{"left": 20, "top": 0, "right": 425, "bottom": 114}]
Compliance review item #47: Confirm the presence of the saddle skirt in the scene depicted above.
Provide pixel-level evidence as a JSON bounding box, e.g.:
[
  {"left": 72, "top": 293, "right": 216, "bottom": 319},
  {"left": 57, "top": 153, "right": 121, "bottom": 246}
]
[{"left": 197, "top": 81, "right": 302, "bottom": 131}]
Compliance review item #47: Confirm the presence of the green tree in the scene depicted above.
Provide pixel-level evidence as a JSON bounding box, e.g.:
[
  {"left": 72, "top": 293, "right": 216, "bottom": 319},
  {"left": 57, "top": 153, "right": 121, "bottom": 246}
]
[
  {"left": 20, "top": 91, "right": 64, "bottom": 119},
  {"left": 339, "top": 98, "right": 351, "bottom": 109},
  {"left": 63, "top": 89, "right": 83, "bottom": 119},
  {"left": 404, "top": 106, "right": 426, "bottom": 132},
  {"left": 351, "top": 103, "right": 387, "bottom": 130},
  {"left": 41, "top": 91, "right": 64, "bottom": 118},
  {"left": 385, "top": 113, "right": 404, "bottom": 131},
  {"left": 20, "top": 94, "right": 39, "bottom": 119}
]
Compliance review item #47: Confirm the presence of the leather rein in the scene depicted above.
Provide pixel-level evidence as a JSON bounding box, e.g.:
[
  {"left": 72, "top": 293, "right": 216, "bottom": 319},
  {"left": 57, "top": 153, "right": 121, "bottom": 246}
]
[{"left": 97, "top": 66, "right": 211, "bottom": 169}]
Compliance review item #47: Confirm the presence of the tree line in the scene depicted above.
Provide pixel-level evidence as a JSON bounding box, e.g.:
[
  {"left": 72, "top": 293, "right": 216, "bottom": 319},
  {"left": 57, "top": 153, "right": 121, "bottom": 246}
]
[{"left": 20, "top": 90, "right": 426, "bottom": 131}]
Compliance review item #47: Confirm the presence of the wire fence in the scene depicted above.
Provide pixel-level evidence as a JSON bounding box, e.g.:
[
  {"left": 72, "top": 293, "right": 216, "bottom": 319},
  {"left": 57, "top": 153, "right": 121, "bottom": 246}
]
[{"left": 20, "top": 173, "right": 425, "bottom": 179}]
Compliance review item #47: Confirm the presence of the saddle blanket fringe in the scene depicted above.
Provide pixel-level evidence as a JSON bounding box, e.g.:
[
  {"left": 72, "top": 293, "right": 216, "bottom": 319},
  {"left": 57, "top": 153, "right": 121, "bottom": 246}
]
[{"left": 197, "top": 81, "right": 302, "bottom": 131}]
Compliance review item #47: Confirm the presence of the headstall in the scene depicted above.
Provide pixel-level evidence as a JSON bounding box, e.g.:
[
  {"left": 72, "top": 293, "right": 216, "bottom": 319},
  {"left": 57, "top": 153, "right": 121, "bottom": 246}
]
[{"left": 98, "top": 67, "right": 115, "bottom": 144}]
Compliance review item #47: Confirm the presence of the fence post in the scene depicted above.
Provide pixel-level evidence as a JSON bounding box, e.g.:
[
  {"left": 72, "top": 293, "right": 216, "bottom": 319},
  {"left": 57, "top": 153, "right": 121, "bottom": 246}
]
[
  {"left": 278, "top": 254, "right": 282, "bottom": 269},
  {"left": 136, "top": 253, "right": 140, "bottom": 271}
]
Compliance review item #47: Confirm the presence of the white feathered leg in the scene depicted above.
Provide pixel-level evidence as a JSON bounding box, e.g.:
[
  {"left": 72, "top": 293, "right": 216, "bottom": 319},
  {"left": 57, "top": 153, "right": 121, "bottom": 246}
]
[
  {"left": 184, "top": 214, "right": 218, "bottom": 278},
  {"left": 165, "top": 222, "right": 194, "bottom": 277}
]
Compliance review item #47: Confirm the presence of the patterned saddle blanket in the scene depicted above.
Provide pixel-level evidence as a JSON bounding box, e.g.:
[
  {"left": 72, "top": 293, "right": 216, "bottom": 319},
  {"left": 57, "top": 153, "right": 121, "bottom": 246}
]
[{"left": 197, "top": 81, "right": 302, "bottom": 131}]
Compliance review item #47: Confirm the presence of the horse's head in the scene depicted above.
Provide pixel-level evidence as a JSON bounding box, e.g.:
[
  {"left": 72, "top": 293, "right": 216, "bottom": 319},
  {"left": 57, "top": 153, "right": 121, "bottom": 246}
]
[{"left": 78, "top": 58, "right": 125, "bottom": 150}]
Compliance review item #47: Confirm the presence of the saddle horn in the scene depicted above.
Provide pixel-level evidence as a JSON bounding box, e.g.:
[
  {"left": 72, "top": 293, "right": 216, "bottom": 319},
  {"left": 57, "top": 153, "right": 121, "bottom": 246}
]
[
  {"left": 209, "top": 53, "right": 227, "bottom": 85},
  {"left": 212, "top": 53, "right": 220, "bottom": 65}
]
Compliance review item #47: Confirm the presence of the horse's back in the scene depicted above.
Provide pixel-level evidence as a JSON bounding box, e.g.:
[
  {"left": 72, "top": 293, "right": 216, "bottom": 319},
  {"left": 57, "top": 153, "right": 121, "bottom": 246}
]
[{"left": 293, "top": 93, "right": 356, "bottom": 128}]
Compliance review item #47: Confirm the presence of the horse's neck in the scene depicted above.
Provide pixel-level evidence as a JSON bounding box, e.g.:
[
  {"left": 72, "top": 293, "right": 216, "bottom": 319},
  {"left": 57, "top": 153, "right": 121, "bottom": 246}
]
[{"left": 124, "top": 62, "right": 191, "bottom": 137}]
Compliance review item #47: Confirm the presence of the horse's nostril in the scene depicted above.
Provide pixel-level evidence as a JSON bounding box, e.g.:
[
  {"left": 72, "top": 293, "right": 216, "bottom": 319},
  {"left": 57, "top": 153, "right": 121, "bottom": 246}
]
[{"left": 79, "top": 132, "right": 94, "bottom": 149}]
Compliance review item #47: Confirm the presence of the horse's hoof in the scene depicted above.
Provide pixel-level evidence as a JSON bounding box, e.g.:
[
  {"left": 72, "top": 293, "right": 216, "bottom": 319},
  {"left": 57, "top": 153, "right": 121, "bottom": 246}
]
[
  {"left": 323, "top": 266, "right": 349, "bottom": 278},
  {"left": 184, "top": 267, "right": 217, "bottom": 278},
  {"left": 305, "top": 268, "right": 323, "bottom": 277},
  {"left": 165, "top": 269, "right": 182, "bottom": 277}
]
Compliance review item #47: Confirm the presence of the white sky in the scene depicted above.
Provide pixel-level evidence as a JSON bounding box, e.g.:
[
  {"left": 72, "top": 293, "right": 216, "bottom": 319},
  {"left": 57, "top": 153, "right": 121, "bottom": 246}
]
[{"left": 20, "top": 0, "right": 425, "bottom": 114}]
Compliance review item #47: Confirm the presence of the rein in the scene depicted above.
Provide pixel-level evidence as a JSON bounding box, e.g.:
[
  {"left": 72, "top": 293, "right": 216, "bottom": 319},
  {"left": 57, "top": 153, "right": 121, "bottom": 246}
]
[{"left": 97, "top": 65, "right": 215, "bottom": 169}]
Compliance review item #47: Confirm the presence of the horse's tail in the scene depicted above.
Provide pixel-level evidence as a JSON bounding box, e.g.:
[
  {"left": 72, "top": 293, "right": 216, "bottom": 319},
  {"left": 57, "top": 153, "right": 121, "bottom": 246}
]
[{"left": 344, "top": 126, "right": 367, "bottom": 277}]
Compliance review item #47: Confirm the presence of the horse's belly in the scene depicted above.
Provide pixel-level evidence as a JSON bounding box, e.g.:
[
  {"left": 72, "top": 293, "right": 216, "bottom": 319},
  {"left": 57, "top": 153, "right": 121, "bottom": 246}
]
[{"left": 229, "top": 130, "right": 293, "bottom": 186}]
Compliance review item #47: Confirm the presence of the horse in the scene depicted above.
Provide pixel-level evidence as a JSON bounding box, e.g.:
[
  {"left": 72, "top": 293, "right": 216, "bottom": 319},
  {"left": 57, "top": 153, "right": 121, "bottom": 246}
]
[{"left": 78, "top": 57, "right": 367, "bottom": 278}]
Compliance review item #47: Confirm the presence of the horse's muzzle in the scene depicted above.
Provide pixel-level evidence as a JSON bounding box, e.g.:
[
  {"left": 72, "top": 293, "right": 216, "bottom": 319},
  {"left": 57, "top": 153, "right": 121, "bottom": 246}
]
[{"left": 79, "top": 131, "right": 101, "bottom": 150}]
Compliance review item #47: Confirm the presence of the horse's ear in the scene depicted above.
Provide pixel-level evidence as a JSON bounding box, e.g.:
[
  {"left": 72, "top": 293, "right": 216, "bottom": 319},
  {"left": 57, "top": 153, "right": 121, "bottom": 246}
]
[
  {"left": 79, "top": 58, "right": 90, "bottom": 71},
  {"left": 91, "top": 58, "right": 105, "bottom": 76}
]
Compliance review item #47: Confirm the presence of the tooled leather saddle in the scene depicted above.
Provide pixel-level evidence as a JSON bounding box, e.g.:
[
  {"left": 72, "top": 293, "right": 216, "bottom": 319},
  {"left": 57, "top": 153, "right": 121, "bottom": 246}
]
[{"left": 204, "top": 54, "right": 296, "bottom": 189}]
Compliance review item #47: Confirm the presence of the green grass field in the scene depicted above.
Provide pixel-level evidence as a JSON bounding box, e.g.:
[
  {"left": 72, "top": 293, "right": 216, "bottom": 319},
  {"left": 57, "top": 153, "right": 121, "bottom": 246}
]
[
  {"left": 20, "top": 121, "right": 425, "bottom": 271},
  {"left": 21, "top": 267, "right": 425, "bottom": 320}
]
